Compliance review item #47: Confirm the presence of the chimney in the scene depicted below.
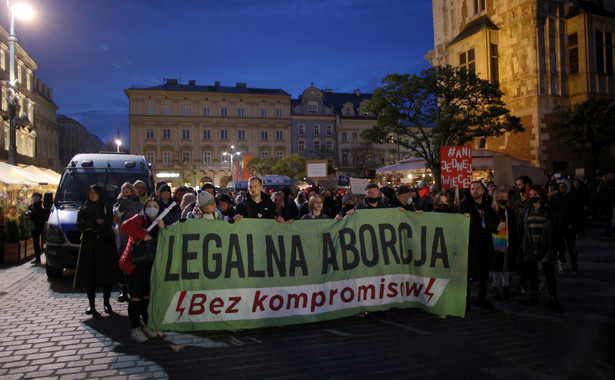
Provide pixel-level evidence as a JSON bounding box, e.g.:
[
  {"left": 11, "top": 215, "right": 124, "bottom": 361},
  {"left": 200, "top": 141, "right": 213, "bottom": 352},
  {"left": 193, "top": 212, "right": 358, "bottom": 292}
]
[
  {"left": 236, "top": 82, "right": 247, "bottom": 88},
  {"left": 188, "top": 80, "right": 196, "bottom": 86},
  {"left": 353, "top": 89, "right": 361, "bottom": 96},
  {"left": 215, "top": 81, "right": 221, "bottom": 87},
  {"left": 166, "top": 78, "right": 178, "bottom": 85}
]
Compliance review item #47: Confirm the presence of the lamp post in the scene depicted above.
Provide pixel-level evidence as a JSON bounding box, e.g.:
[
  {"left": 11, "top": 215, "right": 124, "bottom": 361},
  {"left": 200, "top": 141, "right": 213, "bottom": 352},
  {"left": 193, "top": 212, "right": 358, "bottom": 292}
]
[
  {"left": 6, "top": 1, "right": 34, "bottom": 166},
  {"left": 115, "top": 139, "right": 122, "bottom": 153},
  {"left": 222, "top": 145, "right": 242, "bottom": 182}
]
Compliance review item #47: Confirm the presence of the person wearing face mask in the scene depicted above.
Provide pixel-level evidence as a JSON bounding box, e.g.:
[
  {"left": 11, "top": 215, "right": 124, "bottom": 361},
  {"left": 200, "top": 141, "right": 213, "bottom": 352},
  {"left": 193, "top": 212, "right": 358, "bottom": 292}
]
[
  {"left": 120, "top": 198, "right": 166, "bottom": 342},
  {"left": 320, "top": 189, "right": 340, "bottom": 219},
  {"left": 26, "top": 192, "right": 47, "bottom": 264},
  {"left": 356, "top": 183, "right": 387, "bottom": 210},
  {"left": 335, "top": 194, "right": 358, "bottom": 220},
  {"left": 432, "top": 191, "right": 455, "bottom": 213},
  {"left": 389, "top": 186, "right": 418, "bottom": 211},
  {"left": 519, "top": 186, "right": 563, "bottom": 312},
  {"left": 490, "top": 189, "right": 518, "bottom": 301}
]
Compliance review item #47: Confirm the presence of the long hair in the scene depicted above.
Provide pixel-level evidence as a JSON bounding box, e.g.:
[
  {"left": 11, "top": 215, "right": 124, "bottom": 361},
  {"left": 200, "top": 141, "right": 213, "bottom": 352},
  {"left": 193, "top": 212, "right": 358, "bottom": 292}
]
[
  {"left": 87, "top": 184, "right": 105, "bottom": 204},
  {"left": 491, "top": 189, "right": 509, "bottom": 213}
]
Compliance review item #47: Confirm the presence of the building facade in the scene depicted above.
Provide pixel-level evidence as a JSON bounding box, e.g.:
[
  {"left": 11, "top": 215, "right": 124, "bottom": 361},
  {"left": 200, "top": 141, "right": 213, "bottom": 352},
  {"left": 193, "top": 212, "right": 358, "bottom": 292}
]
[
  {"left": 428, "top": 0, "right": 615, "bottom": 174},
  {"left": 32, "top": 79, "right": 60, "bottom": 171},
  {"left": 125, "top": 79, "right": 291, "bottom": 188},
  {"left": 56, "top": 115, "right": 106, "bottom": 168}
]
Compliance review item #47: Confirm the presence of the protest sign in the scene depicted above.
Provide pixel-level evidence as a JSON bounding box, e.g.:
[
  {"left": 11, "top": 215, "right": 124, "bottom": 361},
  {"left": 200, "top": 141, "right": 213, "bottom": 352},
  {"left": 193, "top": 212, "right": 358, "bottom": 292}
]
[
  {"left": 148, "top": 209, "right": 469, "bottom": 331},
  {"left": 440, "top": 146, "right": 472, "bottom": 189}
]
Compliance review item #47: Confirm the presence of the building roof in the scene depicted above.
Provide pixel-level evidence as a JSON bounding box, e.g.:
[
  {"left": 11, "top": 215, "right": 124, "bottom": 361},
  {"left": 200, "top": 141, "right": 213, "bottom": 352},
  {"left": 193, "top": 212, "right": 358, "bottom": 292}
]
[
  {"left": 447, "top": 15, "right": 499, "bottom": 47},
  {"left": 127, "top": 79, "right": 289, "bottom": 96},
  {"left": 566, "top": 0, "right": 615, "bottom": 19},
  {"left": 322, "top": 91, "right": 373, "bottom": 115}
]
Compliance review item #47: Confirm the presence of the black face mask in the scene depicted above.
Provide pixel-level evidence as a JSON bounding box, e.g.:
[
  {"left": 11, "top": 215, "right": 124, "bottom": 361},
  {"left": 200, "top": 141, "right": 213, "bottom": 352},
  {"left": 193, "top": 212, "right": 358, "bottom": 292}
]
[
  {"left": 366, "top": 197, "right": 380, "bottom": 204},
  {"left": 438, "top": 204, "right": 453, "bottom": 212},
  {"left": 343, "top": 204, "right": 355, "bottom": 212},
  {"left": 530, "top": 196, "right": 540, "bottom": 204},
  {"left": 498, "top": 200, "right": 508, "bottom": 206}
]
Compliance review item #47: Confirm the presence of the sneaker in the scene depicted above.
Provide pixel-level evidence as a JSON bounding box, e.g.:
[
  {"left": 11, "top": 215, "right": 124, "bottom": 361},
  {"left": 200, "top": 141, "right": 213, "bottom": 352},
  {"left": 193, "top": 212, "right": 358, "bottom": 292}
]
[
  {"left": 131, "top": 328, "right": 148, "bottom": 343},
  {"left": 142, "top": 326, "right": 157, "bottom": 339}
]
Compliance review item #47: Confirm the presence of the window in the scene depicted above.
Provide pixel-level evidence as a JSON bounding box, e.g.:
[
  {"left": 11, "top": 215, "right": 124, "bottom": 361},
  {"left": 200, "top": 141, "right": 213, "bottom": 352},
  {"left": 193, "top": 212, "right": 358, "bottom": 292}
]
[
  {"left": 298, "top": 124, "right": 305, "bottom": 134},
  {"left": 181, "top": 151, "right": 191, "bottom": 164},
  {"left": 238, "top": 130, "right": 246, "bottom": 140},
  {"left": 261, "top": 130, "right": 269, "bottom": 140},
  {"left": 221, "top": 107, "right": 228, "bottom": 117},
  {"left": 261, "top": 108, "right": 268, "bottom": 118},
  {"left": 145, "top": 151, "right": 155, "bottom": 165},
  {"left": 276, "top": 151, "right": 284, "bottom": 159},
  {"left": 276, "top": 109, "right": 283, "bottom": 118},
  {"left": 342, "top": 153, "right": 348, "bottom": 165},
  {"left": 146, "top": 128, "right": 154, "bottom": 139},
  {"left": 163, "top": 104, "right": 171, "bottom": 116},
  {"left": 203, "top": 129, "right": 211, "bottom": 140},
  {"left": 163, "top": 151, "right": 172, "bottom": 166},
  {"left": 568, "top": 33, "right": 579, "bottom": 74},
  {"left": 275, "top": 130, "right": 283, "bottom": 140},
  {"left": 490, "top": 43, "right": 499, "bottom": 83},
  {"left": 326, "top": 140, "right": 333, "bottom": 151},
  {"left": 203, "top": 106, "right": 210, "bottom": 117},
  {"left": 182, "top": 129, "right": 190, "bottom": 139},
  {"left": 596, "top": 30, "right": 614, "bottom": 74},
  {"left": 473, "top": 0, "right": 485, "bottom": 13},
  {"left": 352, "top": 132, "right": 358, "bottom": 142},
  {"left": 202, "top": 151, "right": 211, "bottom": 166},
  {"left": 314, "top": 125, "right": 320, "bottom": 135},
  {"left": 220, "top": 129, "right": 228, "bottom": 140},
  {"left": 326, "top": 125, "right": 332, "bottom": 135},
  {"left": 341, "top": 132, "right": 347, "bottom": 143},
  {"left": 237, "top": 107, "right": 245, "bottom": 117},
  {"left": 261, "top": 151, "right": 269, "bottom": 158},
  {"left": 221, "top": 153, "right": 231, "bottom": 167},
  {"left": 459, "top": 48, "right": 475, "bottom": 73},
  {"left": 298, "top": 140, "right": 305, "bottom": 151},
  {"left": 146, "top": 104, "right": 154, "bottom": 115},
  {"left": 313, "top": 140, "right": 321, "bottom": 151},
  {"left": 308, "top": 102, "right": 318, "bottom": 113},
  {"left": 182, "top": 105, "right": 190, "bottom": 116},
  {"left": 163, "top": 129, "right": 171, "bottom": 140}
]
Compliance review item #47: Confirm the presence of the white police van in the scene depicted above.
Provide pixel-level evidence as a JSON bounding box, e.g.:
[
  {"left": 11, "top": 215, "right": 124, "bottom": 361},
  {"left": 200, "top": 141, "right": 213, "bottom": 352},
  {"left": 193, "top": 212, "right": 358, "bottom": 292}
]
[
  {"left": 260, "top": 175, "right": 296, "bottom": 193},
  {"left": 44, "top": 153, "right": 154, "bottom": 280}
]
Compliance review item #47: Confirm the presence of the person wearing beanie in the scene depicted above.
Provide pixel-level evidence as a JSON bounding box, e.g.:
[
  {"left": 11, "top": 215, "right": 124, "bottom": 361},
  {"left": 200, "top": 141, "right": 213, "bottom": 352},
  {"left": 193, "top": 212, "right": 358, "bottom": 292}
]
[
  {"left": 156, "top": 184, "right": 181, "bottom": 225},
  {"left": 133, "top": 180, "right": 150, "bottom": 204},
  {"left": 380, "top": 186, "right": 395, "bottom": 205},
  {"left": 355, "top": 183, "right": 387, "bottom": 210},
  {"left": 187, "top": 191, "right": 222, "bottom": 220},
  {"left": 549, "top": 178, "right": 582, "bottom": 273},
  {"left": 389, "top": 186, "right": 418, "bottom": 211},
  {"left": 335, "top": 193, "right": 358, "bottom": 220},
  {"left": 216, "top": 193, "right": 236, "bottom": 222}
]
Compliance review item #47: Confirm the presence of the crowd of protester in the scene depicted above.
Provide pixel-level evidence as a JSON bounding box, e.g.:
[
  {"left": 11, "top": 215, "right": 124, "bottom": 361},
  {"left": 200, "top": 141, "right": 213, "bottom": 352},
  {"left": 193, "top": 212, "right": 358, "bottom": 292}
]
[{"left": 65, "top": 169, "right": 615, "bottom": 342}]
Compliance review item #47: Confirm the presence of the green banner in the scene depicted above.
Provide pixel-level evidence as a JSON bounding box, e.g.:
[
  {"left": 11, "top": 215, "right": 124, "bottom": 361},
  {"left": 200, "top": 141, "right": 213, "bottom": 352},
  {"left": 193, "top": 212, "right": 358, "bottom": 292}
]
[{"left": 148, "top": 209, "right": 469, "bottom": 331}]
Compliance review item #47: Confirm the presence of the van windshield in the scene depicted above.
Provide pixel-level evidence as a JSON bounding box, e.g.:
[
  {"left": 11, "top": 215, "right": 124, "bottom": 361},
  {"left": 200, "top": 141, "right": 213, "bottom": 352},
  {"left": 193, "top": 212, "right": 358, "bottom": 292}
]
[{"left": 55, "top": 168, "right": 151, "bottom": 205}]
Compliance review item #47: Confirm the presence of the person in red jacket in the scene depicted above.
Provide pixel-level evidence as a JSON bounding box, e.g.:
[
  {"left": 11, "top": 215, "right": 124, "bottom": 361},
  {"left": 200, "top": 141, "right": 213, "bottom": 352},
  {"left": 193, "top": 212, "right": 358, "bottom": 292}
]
[{"left": 120, "top": 198, "right": 165, "bottom": 343}]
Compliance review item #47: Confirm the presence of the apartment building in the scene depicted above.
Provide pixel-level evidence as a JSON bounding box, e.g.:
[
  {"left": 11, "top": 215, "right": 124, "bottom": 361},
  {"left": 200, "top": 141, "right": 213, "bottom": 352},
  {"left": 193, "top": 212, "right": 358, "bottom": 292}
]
[
  {"left": 427, "top": 0, "right": 615, "bottom": 173},
  {"left": 125, "top": 79, "right": 291, "bottom": 188}
]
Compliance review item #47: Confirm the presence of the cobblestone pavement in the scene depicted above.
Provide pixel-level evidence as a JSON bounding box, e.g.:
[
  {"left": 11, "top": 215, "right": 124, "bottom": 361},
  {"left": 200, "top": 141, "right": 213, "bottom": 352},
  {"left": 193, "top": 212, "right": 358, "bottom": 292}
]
[{"left": 1, "top": 223, "right": 614, "bottom": 380}]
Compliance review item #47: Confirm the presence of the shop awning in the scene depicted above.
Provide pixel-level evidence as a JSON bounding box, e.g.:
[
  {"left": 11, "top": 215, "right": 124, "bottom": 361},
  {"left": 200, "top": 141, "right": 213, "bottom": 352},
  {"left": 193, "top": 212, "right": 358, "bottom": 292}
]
[{"left": 376, "top": 157, "right": 429, "bottom": 173}]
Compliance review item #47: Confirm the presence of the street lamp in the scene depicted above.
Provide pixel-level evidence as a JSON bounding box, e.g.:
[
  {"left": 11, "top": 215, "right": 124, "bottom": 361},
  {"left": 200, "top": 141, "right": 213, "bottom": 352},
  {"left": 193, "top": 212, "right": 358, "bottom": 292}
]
[
  {"left": 7, "top": 1, "right": 34, "bottom": 166},
  {"left": 222, "top": 145, "right": 242, "bottom": 182},
  {"left": 115, "top": 139, "right": 122, "bottom": 153}
]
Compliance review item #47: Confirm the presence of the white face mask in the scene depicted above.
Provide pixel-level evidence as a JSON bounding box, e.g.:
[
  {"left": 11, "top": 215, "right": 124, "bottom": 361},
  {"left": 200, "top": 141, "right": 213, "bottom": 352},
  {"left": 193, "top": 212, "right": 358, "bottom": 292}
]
[
  {"left": 406, "top": 198, "right": 413, "bottom": 205},
  {"left": 144, "top": 207, "right": 159, "bottom": 218}
]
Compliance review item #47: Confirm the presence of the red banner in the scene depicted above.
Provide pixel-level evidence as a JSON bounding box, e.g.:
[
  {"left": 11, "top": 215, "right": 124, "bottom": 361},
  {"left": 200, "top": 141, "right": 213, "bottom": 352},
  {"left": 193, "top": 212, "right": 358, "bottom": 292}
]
[{"left": 440, "top": 146, "right": 472, "bottom": 189}]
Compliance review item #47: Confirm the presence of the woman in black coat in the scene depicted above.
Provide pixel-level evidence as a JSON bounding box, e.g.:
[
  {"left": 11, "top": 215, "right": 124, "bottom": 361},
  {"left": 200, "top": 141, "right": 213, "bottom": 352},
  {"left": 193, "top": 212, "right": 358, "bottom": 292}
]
[{"left": 74, "top": 185, "right": 118, "bottom": 315}]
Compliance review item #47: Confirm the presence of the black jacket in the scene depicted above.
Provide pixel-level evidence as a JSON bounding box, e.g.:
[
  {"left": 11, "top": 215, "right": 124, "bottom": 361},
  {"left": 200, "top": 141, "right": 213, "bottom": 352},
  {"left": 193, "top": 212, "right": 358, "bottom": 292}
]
[{"left": 235, "top": 192, "right": 277, "bottom": 219}]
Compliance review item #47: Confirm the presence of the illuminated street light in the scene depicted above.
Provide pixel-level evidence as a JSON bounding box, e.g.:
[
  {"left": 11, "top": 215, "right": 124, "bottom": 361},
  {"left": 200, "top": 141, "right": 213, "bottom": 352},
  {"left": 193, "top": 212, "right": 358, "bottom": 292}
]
[
  {"left": 222, "top": 145, "right": 242, "bottom": 182},
  {"left": 7, "top": 1, "right": 34, "bottom": 166},
  {"left": 115, "top": 139, "right": 122, "bottom": 153}
]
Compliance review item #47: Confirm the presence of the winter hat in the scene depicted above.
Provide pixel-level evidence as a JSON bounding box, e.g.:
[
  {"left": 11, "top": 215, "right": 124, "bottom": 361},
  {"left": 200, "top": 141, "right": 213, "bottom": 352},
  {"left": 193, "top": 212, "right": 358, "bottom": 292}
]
[
  {"left": 342, "top": 194, "right": 358, "bottom": 204},
  {"left": 133, "top": 180, "right": 146, "bottom": 189},
  {"left": 396, "top": 186, "right": 412, "bottom": 195},
  {"left": 557, "top": 179, "right": 571, "bottom": 194},
  {"left": 417, "top": 181, "right": 425, "bottom": 189},
  {"left": 381, "top": 186, "right": 395, "bottom": 199},
  {"left": 159, "top": 184, "right": 172, "bottom": 195},
  {"left": 198, "top": 191, "right": 215, "bottom": 208},
  {"left": 365, "top": 183, "right": 379, "bottom": 191}
]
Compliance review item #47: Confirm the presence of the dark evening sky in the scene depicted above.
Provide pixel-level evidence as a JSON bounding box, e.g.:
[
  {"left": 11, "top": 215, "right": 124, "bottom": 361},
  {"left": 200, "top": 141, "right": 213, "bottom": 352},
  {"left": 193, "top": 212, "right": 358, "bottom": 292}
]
[{"left": 3, "top": 0, "right": 434, "bottom": 147}]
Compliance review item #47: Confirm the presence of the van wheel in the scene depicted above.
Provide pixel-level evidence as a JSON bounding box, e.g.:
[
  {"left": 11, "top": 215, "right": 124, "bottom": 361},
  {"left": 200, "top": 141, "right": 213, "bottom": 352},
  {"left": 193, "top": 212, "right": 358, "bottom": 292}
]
[{"left": 46, "top": 265, "right": 63, "bottom": 280}]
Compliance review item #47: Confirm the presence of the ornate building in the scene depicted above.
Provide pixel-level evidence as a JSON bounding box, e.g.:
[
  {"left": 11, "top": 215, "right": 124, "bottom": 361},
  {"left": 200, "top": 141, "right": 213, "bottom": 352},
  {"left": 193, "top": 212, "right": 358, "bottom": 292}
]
[
  {"left": 56, "top": 115, "right": 106, "bottom": 168},
  {"left": 291, "top": 85, "right": 397, "bottom": 180},
  {"left": 125, "top": 79, "right": 291, "bottom": 188},
  {"left": 428, "top": 0, "right": 615, "bottom": 173}
]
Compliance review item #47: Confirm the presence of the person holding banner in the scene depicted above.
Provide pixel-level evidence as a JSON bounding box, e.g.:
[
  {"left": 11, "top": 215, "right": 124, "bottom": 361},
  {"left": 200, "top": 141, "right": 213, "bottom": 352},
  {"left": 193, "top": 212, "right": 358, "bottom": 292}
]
[
  {"left": 186, "top": 191, "right": 223, "bottom": 220},
  {"left": 120, "top": 198, "right": 166, "bottom": 342},
  {"left": 300, "top": 194, "right": 330, "bottom": 220},
  {"left": 234, "top": 177, "right": 279, "bottom": 221},
  {"left": 519, "top": 186, "right": 564, "bottom": 312},
  {"left": 356, "top": 183, "right": 388, "bottom": 210},
  {"left": 458, "top": 181, "right": 499, "bottom": 310}
]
